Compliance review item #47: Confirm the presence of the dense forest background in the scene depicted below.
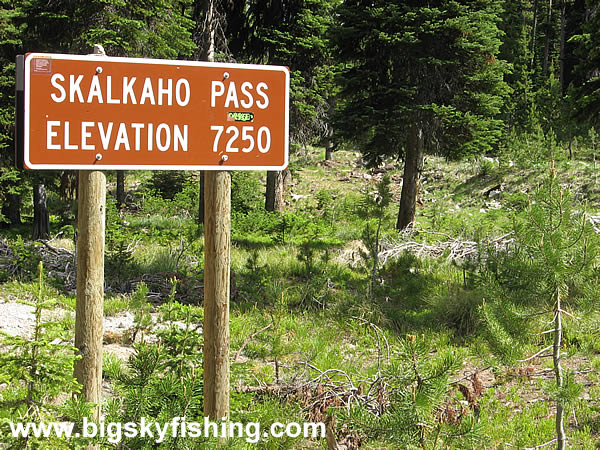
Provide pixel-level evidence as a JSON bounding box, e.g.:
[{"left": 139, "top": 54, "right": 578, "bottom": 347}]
[
  {"left": 1, "top": 0, "right": 600, "bottom": 448},
  {"left": 0, "top": 0, "right": 599, "bottom": 230}
]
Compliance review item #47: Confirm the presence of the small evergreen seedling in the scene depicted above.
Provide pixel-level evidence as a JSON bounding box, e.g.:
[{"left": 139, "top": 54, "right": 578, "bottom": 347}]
[
  {"left": 482, "top": 163, "right": 598, "bottom": 449},
  {"left": 514, "top": 163, "right": 596, "bottom": 449},
  {"left": 357, "top": 175, "right": 393, "bottom": 297},
  {"left": 0, "top": 262, "right": 90, "bottom": 447},
  {"left": 130, "top": 281, "right": 153, "bottom": 343}
]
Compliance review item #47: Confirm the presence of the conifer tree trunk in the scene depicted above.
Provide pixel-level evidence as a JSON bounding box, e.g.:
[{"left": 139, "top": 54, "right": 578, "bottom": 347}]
[
  {"left": 396, "top": 122, "right": 424, "bottom": 230},
  {"left": 543, "top": 0, "right": 554, "bottom": 75},
  {"left": 554, "top": 288, "right": 566, "bottom": 449},
  {"left": 325, "top": 138, "right": 334, "bottom": 161},
  {"left": 325, "top": 121, "right": 334, "bottom": 161},
  {"left": 531, "top": 0, "right": 539, "bottom": 69},
  {"left": 116, "top": 170, "right": 125, "bottom": 210},
  {"left": 32, "top": 183, "right": 49, "bottom": 240},
  {"left": 265, "top": 170, "right": 285, "bottom": 212}
]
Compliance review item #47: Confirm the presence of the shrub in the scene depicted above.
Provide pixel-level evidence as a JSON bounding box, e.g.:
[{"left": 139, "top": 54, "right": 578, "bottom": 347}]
[
  {"left": 146, "top": 171, "right": 189, "bottom": 200},
  {"left": 231, "top": 171, "right": 263, "bottom": 214}
]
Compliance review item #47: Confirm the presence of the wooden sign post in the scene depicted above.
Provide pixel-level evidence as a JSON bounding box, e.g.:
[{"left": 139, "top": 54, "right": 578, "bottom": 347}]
[
  {"left": 74, "top": 170, "right": 105, "bottom": 422},
  {"left": 203, "top": 170, "right": 231, "bottom": 419}
]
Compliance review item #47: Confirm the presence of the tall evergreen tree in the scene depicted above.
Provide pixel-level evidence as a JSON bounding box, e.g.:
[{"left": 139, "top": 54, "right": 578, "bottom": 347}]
[
  {"left": 333, "top": 0, "right": 510, "bottom": 229},
  {"left": 82, "top": 0, "right": 196, "bottom": 59},
  {"left": 229, "top": 0, "right": 340, "bottom": 211},
  {"left": 244, "top": 0, "right": 340, "bottom": 146},
  {"left": 498, "top": 1, "right": 538, "bottom": 133},
  {"left": 0, "top": 3, "right": 26, "bottom": 226},
  {"left": 570, "top": 1, "right": 600, "bottom": 127},
  {"left": 5, "top": 0, "right": 92, "bottom": 237}
]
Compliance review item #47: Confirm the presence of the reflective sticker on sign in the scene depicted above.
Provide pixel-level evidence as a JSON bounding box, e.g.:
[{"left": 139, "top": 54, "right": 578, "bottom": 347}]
[{"left": 227, "top": 112, "right": 254, "bottom": 122}]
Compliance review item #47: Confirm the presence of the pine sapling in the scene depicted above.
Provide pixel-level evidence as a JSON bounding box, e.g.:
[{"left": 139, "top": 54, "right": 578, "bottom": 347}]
[
  {"left": 0, "top": 262, "right": 86, "bottom": 447},
  {"left": 358, "top": 175, "right": 392, "bottom": 297},
  {"left": 516, "top": 163, "right": 594, "bottom": 449}
]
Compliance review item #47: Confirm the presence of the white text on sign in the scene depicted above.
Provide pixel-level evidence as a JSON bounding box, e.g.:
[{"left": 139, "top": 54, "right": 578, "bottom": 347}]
[{"left": 45, "top": 74, "right": 273, "bottom": 155}]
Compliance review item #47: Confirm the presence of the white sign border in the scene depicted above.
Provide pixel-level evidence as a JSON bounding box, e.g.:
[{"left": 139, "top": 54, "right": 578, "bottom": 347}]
[{"left": 23, "top": 53, "right": 290, "bottom": 171}]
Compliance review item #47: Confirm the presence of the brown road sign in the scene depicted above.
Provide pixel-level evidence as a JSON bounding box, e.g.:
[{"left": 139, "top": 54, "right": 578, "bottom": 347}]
[{"left": 20, "top": 53, "right": 289, "bottom": 170}]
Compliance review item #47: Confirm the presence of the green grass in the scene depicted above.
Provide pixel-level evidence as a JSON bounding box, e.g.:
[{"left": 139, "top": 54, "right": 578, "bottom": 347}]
[{"left": 104, "top": 294, "right": 132, "bottom": 316}]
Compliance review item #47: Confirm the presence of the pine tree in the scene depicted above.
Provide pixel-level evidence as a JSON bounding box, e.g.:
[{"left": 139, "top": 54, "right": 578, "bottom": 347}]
[
  {"left": 498, "top": 1, "right": 538, "bottom": 133},
  {"left": 333, "top": 0, "right": 510, "bottom": 229},
  {"left": 481, "top": 164, "right": 597, "bottom": 448},
  {"left": 233, "top": 0, "right": 339, "bottom": 143},
  {"left": 81, "top": 0, "right": 196, "bottom": 59},
  {"left": 516, "top": 165, "right": 594, "bottom": 449},
  {"left": 0, "top": 263, "right": 91, "bottom": 447},
  {"left": 230, "top": 0, "right": 340, "bottom": 212},
  {"left": 0, "top": 3, "right": 26, "bottom": 226},
  {"left": 570, "top": 1, "right": 600, "bottom": 127},
  {"left": 338, "top": 335, "right": 477, "bottom": 447}
]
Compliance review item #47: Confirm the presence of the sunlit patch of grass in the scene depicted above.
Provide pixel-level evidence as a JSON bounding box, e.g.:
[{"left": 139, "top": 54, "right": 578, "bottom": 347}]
[
  {"left": 133, "top": 242, "right": 200, "bottom": 275},
  {"left": 104, "top": 294, "right": 131, "bottom": 316},
  {"left": 0, "top": 280, "right": 68, "bottom": 305},
  {"left": 480, "top": 385, "right": 557, "bottom": 448}
]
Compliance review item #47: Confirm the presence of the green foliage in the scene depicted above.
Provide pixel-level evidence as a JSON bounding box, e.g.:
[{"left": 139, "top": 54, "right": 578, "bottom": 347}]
[
  {"left": 0, "top": 262, "right": 90, "bottom": 448},
  {"left": 0, "top": 1, "right": 599, "bottom": 446},
  {"left": 357, "top": 175, "right": 392, "bottom": 296},
  {"left": 232, "top": 206, "right": 335, "bottom": 246},
  {"left": 513, "top": 166, "right": 598, "bottom": 307},
  {"left": 238, "top": 0, "right": 341, "bottom": 145},
  {"left": 265, "top": 286, "right": 290, "bottom": 383},
  {"left": 111, "top": 285, "right": 205, "bottom": 448},
  {"left": 478, "top": 164, "right": 599, "bottom": 361},
  {"left": 426, "top": 283, "right": 484, "bottom": 337},
  {"left": 478, "top": 296, "right": 532, "bottom": 364},
  {"left": 231, "top": 171, "right": 263, "bottom": 214},
  {"left": 9, "top": 235, "right": 40, "bottom": 279},
  {"left": 114, "top": 342, "right": 204, "bottom": 448},
  {"left": 146, "top": 171, "right": 190, "bottom": 200},
  {"left": 105, "top": 197, "right": 139, "bottom": 282},
  {"left": 0, "top": 168, "right": 25, "bottom": 225},
  {"left": 336, "top": 335, "right": 474, "bottom": 448},
  {"left": 545, "top": 369, "right": 583, "bottom": 409},
  {"left": 130, "top": 281, "right": 153, "bottom": 342},
  {"left": 497, "top": 0, "right": 535, "bottom": 134},
  {"left": 314, "top": 189, "right": 337, "bottom": 224},
  {"left": 82, "top": 0, "right": 196, "bottom": 59},
  {"left": 570, "top": 2, "right": 600, "bottom": 128},
  {"left": 136, "top": 180, "right": 200, "bottom": 232},
  {"left": 503, "top": 126, "right": 563, "bottom": 168},
  {"left": 478, "top": 163, "right": 599, "bottom": 446},
  {"left": 103, "top": 352, "right": 125, "bottom": 381},
  {"left": 333, "top": 0, "right": 510, "bottom": 165}
]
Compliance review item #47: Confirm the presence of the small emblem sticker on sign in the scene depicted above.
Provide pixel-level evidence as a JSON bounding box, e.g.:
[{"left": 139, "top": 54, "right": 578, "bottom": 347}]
[
  {"left": 227, "top": 112, "right": 254, "bottom": 122},
  {"left": 32, "top": 58, "right": 52, "bottom": 74}
]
